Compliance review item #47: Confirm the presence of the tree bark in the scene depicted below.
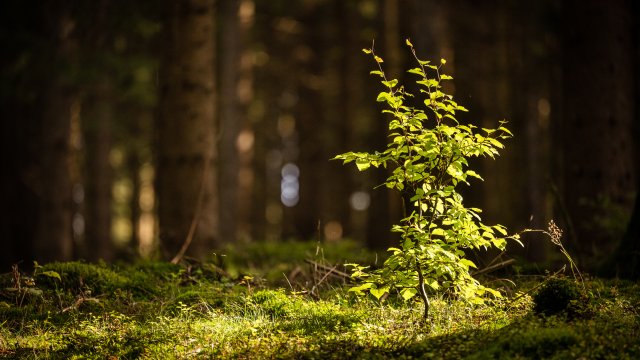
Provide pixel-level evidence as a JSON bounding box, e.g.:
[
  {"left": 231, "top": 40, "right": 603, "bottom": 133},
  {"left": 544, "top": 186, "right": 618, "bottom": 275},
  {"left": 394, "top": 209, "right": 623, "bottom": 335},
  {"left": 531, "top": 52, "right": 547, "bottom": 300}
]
[
  {"left": 34, "top": 6, "right": 78, "bottom": 264},
  {"left": 235, "top": 0, "right": 255, "bottom": 242},
  {"left": 600, "top": 0, "right": 639, "bottom": 279},
  {"left": 83, "top": 81, "right": 114, "bottom": 262},
  {"left": 562, "top": 0, "right": 636, "bottom": 263},
  {"left": 158, "top": 0, "right": 218, "bottom": 259},
  {"left": 218, "top": 0, "right": 241, "bottom": 244},
  {"left": 363, "top": 0, "right": 399, "bottom": 250},
  {"left": 449, "top": 1, "right": 518, "bottom": 266}
]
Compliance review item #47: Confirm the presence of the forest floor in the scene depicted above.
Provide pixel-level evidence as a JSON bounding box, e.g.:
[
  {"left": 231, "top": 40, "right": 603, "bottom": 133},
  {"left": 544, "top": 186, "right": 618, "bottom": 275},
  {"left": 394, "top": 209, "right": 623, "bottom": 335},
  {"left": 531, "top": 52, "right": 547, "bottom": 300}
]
[{"left": 1, "top": 240, "right": 639, "bottom": 359}]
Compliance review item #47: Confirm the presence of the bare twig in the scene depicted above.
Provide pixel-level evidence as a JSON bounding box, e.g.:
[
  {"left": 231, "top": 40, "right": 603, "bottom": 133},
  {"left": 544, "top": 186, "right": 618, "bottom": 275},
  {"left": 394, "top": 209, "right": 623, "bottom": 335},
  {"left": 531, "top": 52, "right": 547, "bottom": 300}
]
[
  {"left": 304, "top": 259, "right": 351, "bottom": 280},
  {"left": 472, "top": 259, "right": 516, "bottom": 276}
]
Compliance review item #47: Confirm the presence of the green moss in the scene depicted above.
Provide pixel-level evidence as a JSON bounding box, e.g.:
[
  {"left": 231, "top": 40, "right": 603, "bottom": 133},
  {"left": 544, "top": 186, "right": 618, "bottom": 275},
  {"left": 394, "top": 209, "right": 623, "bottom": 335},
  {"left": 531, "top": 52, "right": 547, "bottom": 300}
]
[
  {"left": 250, "top": 289, "right": 293, "bottom": 318},
  {"left": 222, "top": 239, "right": 382, "bottom": 283},
  {"left": 533, "top": 277, "right": 582, "bottom": 316},
  {"left": 38, "top": 261, "right": 130, "bottom": 295},
  {"left": 1, "top": 258, "right": 638, "bottom": 359}
]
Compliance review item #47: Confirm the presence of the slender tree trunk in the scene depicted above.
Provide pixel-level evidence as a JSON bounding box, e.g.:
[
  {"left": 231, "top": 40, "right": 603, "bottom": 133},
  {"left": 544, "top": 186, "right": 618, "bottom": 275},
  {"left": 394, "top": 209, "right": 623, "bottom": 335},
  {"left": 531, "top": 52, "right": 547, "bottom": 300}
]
[
  {"left": 317, "top": 0, "right": 351, "bottom": 242},
  {"left": 338, "top": 0, "right": 366, "bottom": 242},
  {"left": 506, "top": 0, "right": 556, "bottom": 262},
  {"left": 235, "top": 0, "right": 255, "bottom": 242},
  {"left": 34, "top": 6, "right": 78, "bottom": 263},
  {"left": 562, "top": 0, "right": 636, "bottom": 263},
  {"left": 218, "top": 0, "right": 241, "bottom": 244},
  {"left": 600, "top": 1, "right": 639, "bottom": 279},
  {"left": 410, "top": 0, "right": 451, "bottom": 62},
  {"left": 158, "top": 0, "right": 218, "bottom": 259},
  {"left": 449, "top": 1, "right": 523, "bottom": 267},
  {"left": 364, "top": 0, "right": 398, "bottom": 250},
  {"left": 292, "top": 4, "right": 323, "bottom": 241},
  {"left": 83, "top": 81, "right": 114, "bottom": 262}
]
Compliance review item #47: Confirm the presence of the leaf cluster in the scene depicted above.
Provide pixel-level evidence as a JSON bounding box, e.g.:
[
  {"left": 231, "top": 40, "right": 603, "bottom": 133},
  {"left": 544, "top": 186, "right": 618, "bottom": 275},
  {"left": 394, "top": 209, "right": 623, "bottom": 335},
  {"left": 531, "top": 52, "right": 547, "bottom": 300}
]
[{"left": 334, "top": 40, "right": 520, "bottom": 308}]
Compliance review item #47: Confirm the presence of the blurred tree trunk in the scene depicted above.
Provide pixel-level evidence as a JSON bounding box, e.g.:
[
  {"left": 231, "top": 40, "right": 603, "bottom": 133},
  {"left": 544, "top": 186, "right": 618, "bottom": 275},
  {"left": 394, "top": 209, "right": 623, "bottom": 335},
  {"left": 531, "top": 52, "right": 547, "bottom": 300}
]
[
  {"left": 82, "top": 0, "right": 114, "bottom": 262},
  {"left": 362, "top": 0, "right": 398, "bottom": 250},
  {"left": 600, "top": 1, "right": 639, "bottom": 279},
  {"left": 83, "top": 81, "right": 114, "bottom": 262},
  {"left": 334, "top": 0, "right": 369, "bottom": 242},
  {"left": 505, "top": 0, "right": 557, "bottom": 262},
  {"left": 410, "top": 0, "right": 450, "bottom": 61},
  {"left": 157, "top": 0, "right": 218, "bottom": 259},
  {"left": 235, "top": 0, "right": 255, "bottom": 242},
  {"left": 450, "top": 1, "right": 518, "bottom": 266},
  {"left": 34, "top": 5, "right": 78, "bottom": 263},
  {"left": 317, "top": 0, "right": 351, "bottom": 242},
  {"left": 218, "top": 0, "right": 241, "bottom": 244},
  {"left": 294, "top": 5, "right": 323, "bottom": 241},
  {"left": 561, "top": 0, "right": 636, "bottom": 263},
  {"left": 0, "top": 2, "right": 44, "bottom": 269}
]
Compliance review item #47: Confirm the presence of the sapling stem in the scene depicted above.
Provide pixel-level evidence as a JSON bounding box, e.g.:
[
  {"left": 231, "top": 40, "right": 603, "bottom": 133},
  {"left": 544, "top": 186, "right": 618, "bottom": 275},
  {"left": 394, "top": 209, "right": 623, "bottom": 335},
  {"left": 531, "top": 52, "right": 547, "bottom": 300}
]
[{"left": 416, "top": 258, "right": 430, "bottom": 321}]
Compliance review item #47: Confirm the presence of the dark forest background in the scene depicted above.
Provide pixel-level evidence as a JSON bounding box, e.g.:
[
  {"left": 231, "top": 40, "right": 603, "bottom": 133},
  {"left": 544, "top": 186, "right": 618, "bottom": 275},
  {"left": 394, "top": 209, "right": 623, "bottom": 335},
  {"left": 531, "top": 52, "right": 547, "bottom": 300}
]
[{"left": 1, "top": 0, "right": 638, "bottom": 277}]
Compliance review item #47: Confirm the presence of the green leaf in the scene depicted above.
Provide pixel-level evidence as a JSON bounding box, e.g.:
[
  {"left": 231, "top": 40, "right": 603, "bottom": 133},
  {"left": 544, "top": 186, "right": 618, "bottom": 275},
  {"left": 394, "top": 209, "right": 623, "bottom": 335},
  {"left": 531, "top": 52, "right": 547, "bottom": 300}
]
[
  {"left": 39, "top": 271, "right": 61, "bottom": 282},
  {"left": 401, "top": 287, "right": 418, "bottom": 301},
  {"left": 487, "top": 137, "right": 505, "bottom": 149},
  {"left": 431, "top": 228, "right": 445, "bottom": 237},
  {"left": 460, "top": 259, "right": 477, "bottom": 269},
  {"left": 465, "top": 170, "right": 483, "bottom": 180},
  {"left": 382, "top": 79, "right": 398, "bottom": 88},
  {"left": 494, "top": 225, "right": 508, "bottom": 236},
  {"left": 370, "top": 286, "right": 389, "bottom": 300},
  {"left": 376, "top": 92, "right": 391, "bottom": 103},
  {"left": 429, "top": 279, "right": 440, "bottom": 290},
  {"left": 408, "top": 68, "right": 424, "bottom": 76},
  {"left": 484, "top": 287, "right": 502, "bottom": 298},
  {"left": 356, "top": 158, "right": 371, "bottom": 171},
  {"left": 405, "top": 39, "right": 413, "bottom": 47},
  {"left": 349, "top": 282, "right": 373, "bottom": 294},
  {"left": 362, "top": 48, "right": 372, "bottom": 54},
  {"left": 26, "top": 288, "right": 43, "bottom": 297}
]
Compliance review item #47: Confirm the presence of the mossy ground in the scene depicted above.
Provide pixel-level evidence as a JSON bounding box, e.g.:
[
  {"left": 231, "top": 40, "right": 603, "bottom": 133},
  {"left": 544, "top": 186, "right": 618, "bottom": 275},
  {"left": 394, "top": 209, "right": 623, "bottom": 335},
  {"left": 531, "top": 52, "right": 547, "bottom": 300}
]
[{"left": 1, "top": 240, "right": 638, "bottom": 359}]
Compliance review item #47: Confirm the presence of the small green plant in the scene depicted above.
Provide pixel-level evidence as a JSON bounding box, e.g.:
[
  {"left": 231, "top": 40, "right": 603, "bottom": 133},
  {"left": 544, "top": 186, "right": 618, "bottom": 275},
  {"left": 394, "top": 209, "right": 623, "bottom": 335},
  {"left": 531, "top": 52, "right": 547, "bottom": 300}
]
[
  {"left": 533, "top": 277, "right": 581, "bottom": 316},
  {"left": 334, "top": 40, "right": 521, "bottom": 321}
]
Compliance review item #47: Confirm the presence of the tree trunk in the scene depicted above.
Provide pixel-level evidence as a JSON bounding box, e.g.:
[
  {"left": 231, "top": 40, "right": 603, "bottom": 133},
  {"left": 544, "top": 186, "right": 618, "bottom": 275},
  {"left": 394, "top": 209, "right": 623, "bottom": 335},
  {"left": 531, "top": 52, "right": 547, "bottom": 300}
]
[
  {"left": 294, "top": 28, "right": 322, "bottom": 241},
  {"left": 218, "top": 0, "right": 241, "bottom": 244},
  {"left": 83, "top": 81, "right": 114, "bottom": 262},
  {"left": 34, "top": 6, "right": 78, "bottom": 264},
  {"left": 562, "top": 0, "right": 636, "bottom": 264},
  {"left": 338, "top": 0, "right": 367, "bottom": 242},
  {"left": 450, "top": 1, "right": 517, "bottom": 265},
  {"left": 364, "top": 0, "right": 398, "bottom": 250},
  {"left": 600, "top": 1, "right": 639, "bottom": 279},
  {"left": 235, "top": 0, "right": 255, "bottom": 242},
  {"left": 157, "top": 0, "right": 218, "bottom": 259},
  {"left": 506, "top": 0, "right": 557, "bottom": 262}
]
